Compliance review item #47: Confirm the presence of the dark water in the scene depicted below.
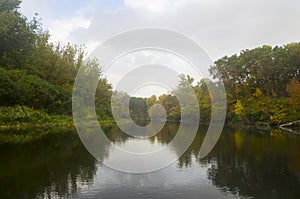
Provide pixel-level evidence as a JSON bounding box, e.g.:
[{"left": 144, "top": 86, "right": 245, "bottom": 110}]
[{"left": 0, "top": 124, "right": 300, "bottom": 199}]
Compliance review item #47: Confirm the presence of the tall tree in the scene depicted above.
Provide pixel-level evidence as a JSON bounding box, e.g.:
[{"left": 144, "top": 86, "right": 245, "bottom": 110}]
[{"left": 0, "top": 0, "right": 39, "bottom": 69}]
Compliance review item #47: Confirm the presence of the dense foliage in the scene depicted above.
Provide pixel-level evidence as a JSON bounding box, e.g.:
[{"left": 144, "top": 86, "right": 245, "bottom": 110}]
[
  {"left": 0, "top": 67, "right": 71, "bottom": 114},
  {"left": 0, "top": 0, "right": 112, "bottom": 124},
  {"left": 138, "top": 45, "right": 300, "bottom": 125},
  {"left": 209, "top": 44, "right": 300, "bottom": 125},
  {"left": 0, "top": 0, "right": 299, "bottom": 126},
  {"left": 0, "top": 106, "right": 50, "bottom": 125}
]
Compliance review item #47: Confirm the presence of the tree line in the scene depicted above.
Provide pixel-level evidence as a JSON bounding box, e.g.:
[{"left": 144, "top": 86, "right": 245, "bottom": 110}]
[
  {"left": 210, "top": 44, "right": 300, "bottom": 125},
  {"left": 0, "top": 0, "right": 112, "bottom": 120},
  {"left": 1, "top": 0, "right": 300, "bottom": 126},
  {"left": 137, "top": 44, "right": 300, "bottom": 125}
]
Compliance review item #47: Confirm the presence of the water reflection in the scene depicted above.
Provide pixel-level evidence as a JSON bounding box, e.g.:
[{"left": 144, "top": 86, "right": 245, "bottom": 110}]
[
  {"left": 205, "top": 127, "right": 300, "bottom": 199},
  {"left": 0, "top": 125, "right": 300, "bottom": 198},
  {"left": 0, "top": 129, "right": 97, "bottom": 199}
]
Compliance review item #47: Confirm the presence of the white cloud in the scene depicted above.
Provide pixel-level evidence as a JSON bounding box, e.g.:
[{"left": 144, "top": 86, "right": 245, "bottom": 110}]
[
  {"left": 21, "top": 0, "right": 300, "bottom": 60},
  {"left": 19, "top": 0, "right": 300, "bottom": 96},
  {"left": 49, "top": 16, "right": 91, "bottom": 43},
  {"left": 124, "top": 0, "right": 171, "bottom": 13}
]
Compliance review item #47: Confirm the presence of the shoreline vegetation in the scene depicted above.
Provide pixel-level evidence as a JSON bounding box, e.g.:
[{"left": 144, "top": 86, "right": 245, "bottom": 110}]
[
  {"left": 1, "top": 116, "right": 297, "bottom": 145},
  {"left": 0, "top": 0, "right": 300, "bottom": 141},
  {"left": 1, "top": 104, "right": 298, "bottom": 130},
  {"left": 0, "top": 105, "right": 117, "bottom": 129}
]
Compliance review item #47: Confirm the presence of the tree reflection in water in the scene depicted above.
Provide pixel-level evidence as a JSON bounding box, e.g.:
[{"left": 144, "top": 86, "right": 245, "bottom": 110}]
[
  {"left": 0, "top": 128, "right": 98, "bottom": 199},
  {"left": 1, "top": 125, "right": 300, "bottom": 198}
]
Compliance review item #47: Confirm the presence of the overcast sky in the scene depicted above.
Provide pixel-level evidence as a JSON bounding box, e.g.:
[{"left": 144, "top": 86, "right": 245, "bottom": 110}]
[{"left": 20, "top": 0, "right": 300, "bottom": 96}]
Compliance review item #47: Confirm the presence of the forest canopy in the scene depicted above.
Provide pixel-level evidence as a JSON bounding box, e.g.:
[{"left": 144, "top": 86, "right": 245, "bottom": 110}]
[
  {"left": 0, "top": 0, "right": 300, "bottom": 126},
  {"left": 0, "top": 0, "right": 112, "bottom": 118}
]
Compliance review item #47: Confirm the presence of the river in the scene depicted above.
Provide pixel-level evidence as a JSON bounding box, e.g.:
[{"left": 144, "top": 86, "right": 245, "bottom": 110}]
[{"left": 0, "top": 124, "right": 300, "bottom": 199}]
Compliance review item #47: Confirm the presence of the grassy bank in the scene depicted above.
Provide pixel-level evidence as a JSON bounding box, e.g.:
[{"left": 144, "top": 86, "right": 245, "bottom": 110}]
[
  {"left": 0, "top": 105, "right": 117, "bottom": 144},
  {"left": 0, "top": 105, "right": 116, "bottom": 128},
  {"left": 0, "top": 106, "right": 73, "bottom": 128}
]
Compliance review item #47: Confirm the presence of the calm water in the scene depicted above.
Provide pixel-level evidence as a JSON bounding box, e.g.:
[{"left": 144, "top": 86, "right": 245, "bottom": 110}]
[{"left": 0, "top": 124, "right": 300, "bottom": 199}]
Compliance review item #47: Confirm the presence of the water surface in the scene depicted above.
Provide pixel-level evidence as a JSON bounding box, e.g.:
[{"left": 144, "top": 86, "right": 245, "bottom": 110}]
[{"left": 0, "top": 124, "right": 300, "bottom": 199}]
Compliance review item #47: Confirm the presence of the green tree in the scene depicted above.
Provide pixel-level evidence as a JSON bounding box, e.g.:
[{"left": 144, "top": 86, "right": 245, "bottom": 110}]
[
  {"left": 0, "top": 67, "right": 71, "bottom": 114},
  {"left": 0, "top": 0, "right": 21, "bottom": 13},
  {"left": 0, "top": 0, "right": 39, "bottom": 69},
  {"left": 286, "top": 79, "right": 300, "bottom": 120},
  {"left": 27, "top": 33, "right": 85, "bottom": 88},
  {"left": 210, "top": 43, "right": 300, "bottom": 124}
]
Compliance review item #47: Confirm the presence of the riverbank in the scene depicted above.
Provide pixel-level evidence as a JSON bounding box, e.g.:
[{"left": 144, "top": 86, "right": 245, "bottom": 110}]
[
  {"left": 1, "top": 105, "right": 299, "bottom": 145},
  {"left": 0, "top": 106, "right": 116, "bottom": 144},
  {"left": 0, "top": 105, "right": 117, "bottom": 129},
  {"left": 0, "top": 120, "right": 116, "bottom": 145}
]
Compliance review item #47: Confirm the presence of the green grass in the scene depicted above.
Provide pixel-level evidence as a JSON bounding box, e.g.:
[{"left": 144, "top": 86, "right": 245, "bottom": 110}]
[
  {"left": 0, "top": 106, "right": 73, "bottom": 127},
  {"left": 0, "top": 105, "right": 118, "bottom": 144}
]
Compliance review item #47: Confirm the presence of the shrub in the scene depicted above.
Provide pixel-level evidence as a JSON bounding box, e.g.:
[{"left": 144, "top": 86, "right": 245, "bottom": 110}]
[{"left": 0, "top": 106, "right": 50, "bottom": 125}]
